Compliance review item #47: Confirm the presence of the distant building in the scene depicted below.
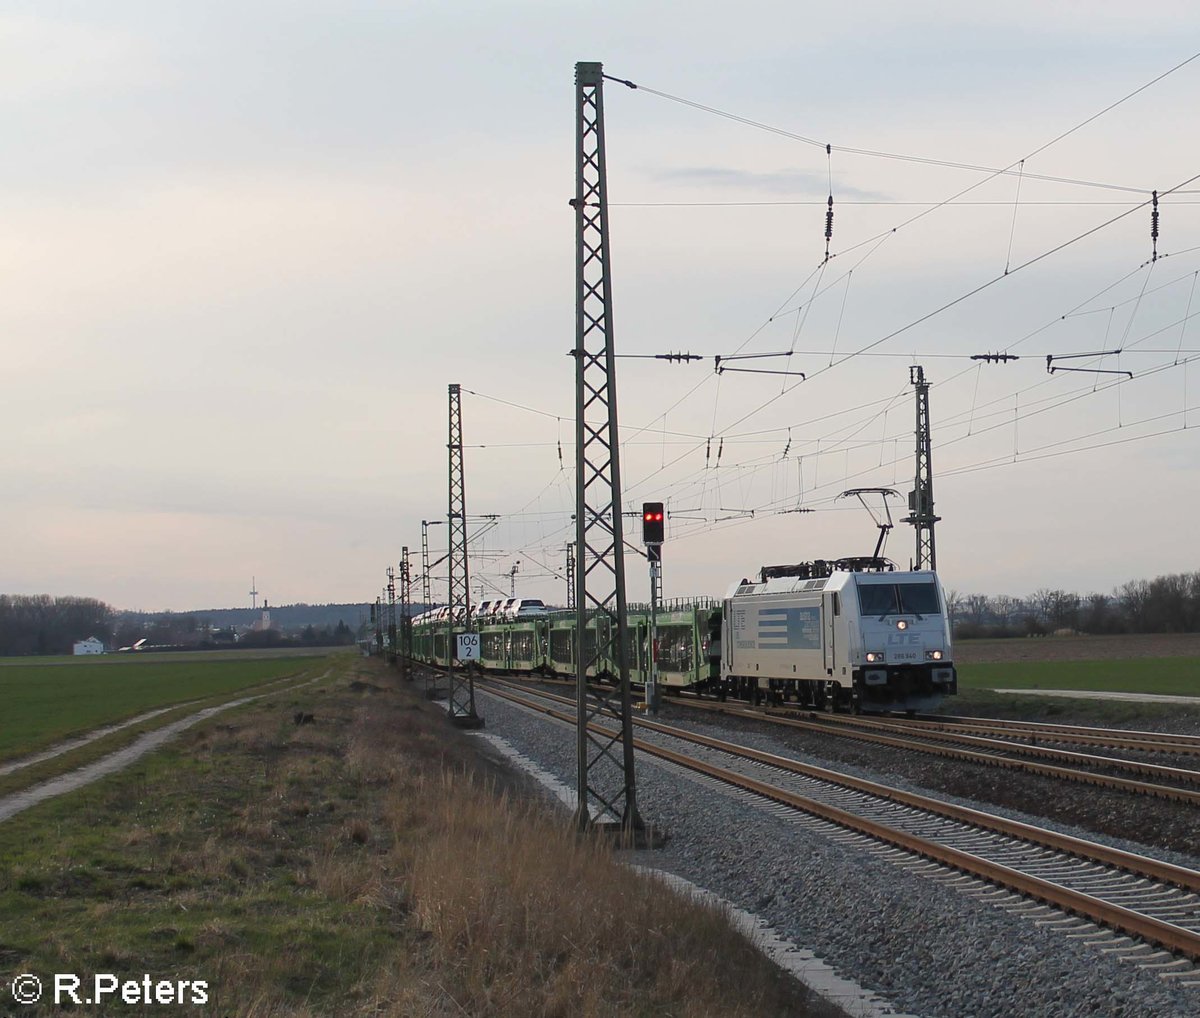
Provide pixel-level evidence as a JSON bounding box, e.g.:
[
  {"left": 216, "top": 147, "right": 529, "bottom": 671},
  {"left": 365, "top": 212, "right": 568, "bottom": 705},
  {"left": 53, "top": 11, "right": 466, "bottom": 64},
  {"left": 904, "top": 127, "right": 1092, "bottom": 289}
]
[
  {"left": 253, "top": 601, "right": 271, "bottom": 632},
  {"left": 73, "top": 637, "right": 105, "bottom": 656}
]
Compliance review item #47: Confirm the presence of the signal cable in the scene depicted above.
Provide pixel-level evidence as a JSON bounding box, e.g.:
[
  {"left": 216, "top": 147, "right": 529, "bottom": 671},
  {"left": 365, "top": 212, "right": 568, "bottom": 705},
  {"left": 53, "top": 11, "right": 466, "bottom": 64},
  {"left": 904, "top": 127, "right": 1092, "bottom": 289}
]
[
  {"left": 710, "top": 171, "right": 1200, "bottom": 441},
  {"left": 1176, "top": 272, "right": 1199, "bottom": 364},
  {"left": 618, "top": 77, "right": 1177, "bottom": 194},
  {"left": 601, "top": 56, "right": 1200, "bottom": 503},
  {"left": 1004, "top": 160, "right": 1025, "bottom": 275}
]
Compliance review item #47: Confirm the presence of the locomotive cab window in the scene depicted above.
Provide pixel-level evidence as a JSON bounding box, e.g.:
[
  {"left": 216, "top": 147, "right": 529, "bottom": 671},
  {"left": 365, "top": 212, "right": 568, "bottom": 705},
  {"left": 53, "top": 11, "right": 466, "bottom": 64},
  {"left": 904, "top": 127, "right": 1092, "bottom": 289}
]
[{"left": 857, "top": 581, "right": 941, "bottom": 616}]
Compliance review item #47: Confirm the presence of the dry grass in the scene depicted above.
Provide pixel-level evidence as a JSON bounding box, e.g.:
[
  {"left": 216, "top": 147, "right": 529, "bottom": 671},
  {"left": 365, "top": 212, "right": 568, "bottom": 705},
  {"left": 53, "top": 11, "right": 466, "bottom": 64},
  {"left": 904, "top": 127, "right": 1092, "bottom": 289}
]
[
  {"left": 393, "top": 771, "right": 810, "bottom": 1017},
  {"left": 0, "top": 657, "right": 836, "bottom": 1017}
]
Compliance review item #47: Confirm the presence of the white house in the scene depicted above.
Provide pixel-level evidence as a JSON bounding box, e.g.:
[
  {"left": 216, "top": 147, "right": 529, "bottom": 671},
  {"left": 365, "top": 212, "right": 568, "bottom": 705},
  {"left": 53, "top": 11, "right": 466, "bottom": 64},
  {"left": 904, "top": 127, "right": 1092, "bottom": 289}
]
[{"left": 73, "top": 636, "right": 105, "bottom": 656}]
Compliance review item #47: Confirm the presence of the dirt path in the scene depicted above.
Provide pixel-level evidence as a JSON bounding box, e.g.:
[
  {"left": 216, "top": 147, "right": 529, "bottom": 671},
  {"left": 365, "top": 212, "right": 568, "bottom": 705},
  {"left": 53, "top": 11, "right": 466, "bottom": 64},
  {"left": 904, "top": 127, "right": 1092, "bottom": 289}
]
[
  {"left": 0, "top": 674, "right": 322, "bottom": 825},
  {"left": 0, "top": 706, "right": 178, "bottom": 777}
]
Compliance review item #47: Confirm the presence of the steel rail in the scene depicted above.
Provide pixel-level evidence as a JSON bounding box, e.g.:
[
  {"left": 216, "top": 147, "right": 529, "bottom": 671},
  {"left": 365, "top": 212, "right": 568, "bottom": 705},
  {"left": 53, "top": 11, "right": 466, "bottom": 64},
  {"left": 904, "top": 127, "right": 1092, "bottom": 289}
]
[
  {"left": 478, "top": 679, "right": 1200, "bottom": 960},
  {"left": 765, "top": 710, "right": 1200, "bottom": 785},
  {"left": 480, "top": 678, "right": 1200, "bottom": 889},
  {"left": 532, "top": 674, "right": 1200, "bottom": 757},
  {"left": 914, "top": 714, "right": 1200, "bottom": 755},
  {"left": 673, "top": 696, "right": 1200, "bottom": 806}
]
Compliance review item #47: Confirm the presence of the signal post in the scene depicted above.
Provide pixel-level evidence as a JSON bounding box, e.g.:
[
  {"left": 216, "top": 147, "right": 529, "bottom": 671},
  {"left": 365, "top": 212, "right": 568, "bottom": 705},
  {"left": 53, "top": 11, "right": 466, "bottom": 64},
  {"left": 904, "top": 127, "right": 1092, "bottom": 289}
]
[{"left": 642, "top": 502, "right": 664, "bottom": 715}]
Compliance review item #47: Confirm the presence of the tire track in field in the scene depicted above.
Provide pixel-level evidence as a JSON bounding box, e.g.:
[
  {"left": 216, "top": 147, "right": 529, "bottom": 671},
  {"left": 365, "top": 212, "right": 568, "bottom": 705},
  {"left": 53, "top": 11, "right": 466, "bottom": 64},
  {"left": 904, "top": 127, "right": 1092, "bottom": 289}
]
[
  {"left": 0, "top": 707, "right": 182, "bottom": 777},
  {"left": 0, "top": 673, "right": 324, "bottom": 825}
]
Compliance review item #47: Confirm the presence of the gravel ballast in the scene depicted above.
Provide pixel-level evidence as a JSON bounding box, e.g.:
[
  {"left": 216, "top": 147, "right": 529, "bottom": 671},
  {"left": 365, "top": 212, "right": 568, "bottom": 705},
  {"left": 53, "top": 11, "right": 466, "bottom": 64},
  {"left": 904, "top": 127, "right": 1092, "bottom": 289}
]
[{"left": 471, "top": 687, "right": 1199, "bottom": 1018}]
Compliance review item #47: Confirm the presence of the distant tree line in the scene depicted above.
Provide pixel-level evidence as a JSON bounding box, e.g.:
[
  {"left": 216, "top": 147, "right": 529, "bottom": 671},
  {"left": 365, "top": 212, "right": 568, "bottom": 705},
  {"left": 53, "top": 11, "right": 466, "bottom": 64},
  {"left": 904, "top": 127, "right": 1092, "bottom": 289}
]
[
  {"left": 0, "top": 595, "right": 114, "bottom": 656},
  {"left": 0, "top": 596, "right": 360, "bottom": 657},
  {"left": 237, "top": 621, "right": 356, "bottom": 648},
  {"left": 6, "top": 572, "right": 1198, "bottom": 655},
  {"left": 118, "top": 603, "right": 374, "bottom": 633},
  {"left": 113, "top": 611, "right": 200, "bottom": 650},
  {"left": 948, "top": 570, "right": 1200, "bottom": 639},
  {"left": 111, "top": 613, "right": 358, "bottom": 650}
]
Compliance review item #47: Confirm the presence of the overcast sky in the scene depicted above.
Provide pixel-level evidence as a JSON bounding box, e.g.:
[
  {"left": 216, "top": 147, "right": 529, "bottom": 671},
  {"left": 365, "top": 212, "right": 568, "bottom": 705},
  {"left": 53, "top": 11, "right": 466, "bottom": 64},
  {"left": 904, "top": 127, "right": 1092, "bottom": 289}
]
[{"left": 3, "top": 3, "right": 1198, "bottom": 611}]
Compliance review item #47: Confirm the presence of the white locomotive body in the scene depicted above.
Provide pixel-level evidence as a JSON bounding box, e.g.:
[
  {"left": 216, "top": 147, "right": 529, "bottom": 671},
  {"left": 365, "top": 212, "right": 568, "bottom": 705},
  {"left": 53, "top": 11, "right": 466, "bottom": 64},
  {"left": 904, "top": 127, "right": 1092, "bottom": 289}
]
[{"left": 722, "top": 559, "right": 956, "bottom": 713}]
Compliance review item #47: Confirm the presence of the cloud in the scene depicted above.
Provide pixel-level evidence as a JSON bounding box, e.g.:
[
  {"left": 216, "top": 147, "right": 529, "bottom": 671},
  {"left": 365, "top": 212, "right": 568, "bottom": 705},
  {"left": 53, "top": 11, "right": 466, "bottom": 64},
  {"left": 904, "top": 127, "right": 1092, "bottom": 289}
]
[
  {"left": 0, "top": 13, "right": 164, "bottom": 102},
  {"left": 651, "top": 165, "right": 890, "bottom": 201}
]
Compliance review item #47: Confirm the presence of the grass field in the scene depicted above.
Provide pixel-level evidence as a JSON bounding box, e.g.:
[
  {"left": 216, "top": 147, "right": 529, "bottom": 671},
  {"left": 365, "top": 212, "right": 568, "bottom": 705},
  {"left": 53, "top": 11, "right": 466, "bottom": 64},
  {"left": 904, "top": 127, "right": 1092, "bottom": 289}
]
[
  {"left": 0, "top": 646, "right": 336, "bottom": 667},
  {"left": 0, "top": 654, "right": 329, "bottom": 762},
  {"left": 957, "top": 657, "right": 1200, "bottom": 696},
  {"left": 0, "top": 658, "right": 829, "bottom": 1017}
]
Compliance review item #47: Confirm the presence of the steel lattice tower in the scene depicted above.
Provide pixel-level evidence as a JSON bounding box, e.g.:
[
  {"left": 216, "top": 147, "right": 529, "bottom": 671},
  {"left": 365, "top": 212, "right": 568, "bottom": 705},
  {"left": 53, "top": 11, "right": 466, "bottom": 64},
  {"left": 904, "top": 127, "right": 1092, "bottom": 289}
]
[
  {"left": 386, "top": 566, "right": 397, "bottom": 665},
  {"left": 399, "top": 547, "right": 413, "bottom": 681},
  {"left": 901, "top": 365, "right": 941, "bottom": 570},
  {"left": 446, "top": 383, "right": 482, "bottom": 727},
  {"left": 564, "top": 543, "right": 576, "bottom": 610},
  {"left": 420, "top": 521, "right": 433, "bottom": 608},
  {"left": 571, "top": 61, "right": 643, "bottom": 837}
]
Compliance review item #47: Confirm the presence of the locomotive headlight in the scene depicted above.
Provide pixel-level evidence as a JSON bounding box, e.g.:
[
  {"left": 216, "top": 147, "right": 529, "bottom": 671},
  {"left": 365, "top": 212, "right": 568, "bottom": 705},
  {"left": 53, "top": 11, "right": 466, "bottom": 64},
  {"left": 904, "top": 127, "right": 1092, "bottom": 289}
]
[
  {"left": 896, "top": 620, "right": 908, "bottom": 631},
  {"left": 926, "top": 649, "right": 944, "bottom": 661},
  {"left": 866, "top": 651, "right": 884, "bottom": 663}
]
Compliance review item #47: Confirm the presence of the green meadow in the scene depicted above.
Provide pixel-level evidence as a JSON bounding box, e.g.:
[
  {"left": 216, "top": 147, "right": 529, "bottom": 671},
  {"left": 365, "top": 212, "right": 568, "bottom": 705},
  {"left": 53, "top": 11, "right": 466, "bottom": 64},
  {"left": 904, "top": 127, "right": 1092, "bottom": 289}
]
[
  {"left": 0, "top": 653, "right": 321, "bottom": 762},
  {"left": 957, "top": 657, "right": 1200, "bottom": 696}
]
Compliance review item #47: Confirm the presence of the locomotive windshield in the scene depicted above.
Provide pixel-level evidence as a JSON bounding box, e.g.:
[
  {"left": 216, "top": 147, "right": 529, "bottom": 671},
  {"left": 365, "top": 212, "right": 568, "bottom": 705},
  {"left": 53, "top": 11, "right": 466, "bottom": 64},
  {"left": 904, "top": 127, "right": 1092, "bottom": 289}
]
[{"left": 856, "top": 580, "right": 941, "bottom": 617}]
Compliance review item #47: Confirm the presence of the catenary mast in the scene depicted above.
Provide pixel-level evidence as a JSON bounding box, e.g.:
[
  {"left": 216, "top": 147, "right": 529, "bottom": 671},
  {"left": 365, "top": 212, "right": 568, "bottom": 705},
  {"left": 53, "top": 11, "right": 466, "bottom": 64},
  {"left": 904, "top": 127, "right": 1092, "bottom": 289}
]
[
  {"left": 571, "top": 61, "right": 643, "bottom": 837},
  {"left": 902, "top": 365, "right": 940, "bottom": 570}
]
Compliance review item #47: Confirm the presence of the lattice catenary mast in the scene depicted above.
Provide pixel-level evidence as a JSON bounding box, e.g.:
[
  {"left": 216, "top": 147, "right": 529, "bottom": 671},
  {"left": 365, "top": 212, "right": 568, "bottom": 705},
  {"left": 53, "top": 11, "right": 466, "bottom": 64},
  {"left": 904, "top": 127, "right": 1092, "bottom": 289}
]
[
  {"left": 446, "top": 382, "right": 482, "bottom": 727},
  {"left": 399, "top": 546, "right": 413, "bottom": 682},
  {"left": 420, "top": 521, "right": 433, "bottom": 608},
  {"left": 386, "top": 565, "right": 397, "bottom": 665},
  {"left": 901, "top": 365, "right": 940, "bottom": 570},
  {"left": 571, "top": 61, "right": 644, "bottom": 837}
]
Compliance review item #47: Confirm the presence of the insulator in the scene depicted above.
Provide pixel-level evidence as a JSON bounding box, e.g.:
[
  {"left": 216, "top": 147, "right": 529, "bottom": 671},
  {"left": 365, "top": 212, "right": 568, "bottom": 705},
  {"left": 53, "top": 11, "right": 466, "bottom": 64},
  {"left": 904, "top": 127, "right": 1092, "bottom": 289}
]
[
  {"left": 825, "top": 195, "right": 834, "bottom": 241},
  {"left": 1151, "top": 190, "right": 1160, "bottom": 262}
]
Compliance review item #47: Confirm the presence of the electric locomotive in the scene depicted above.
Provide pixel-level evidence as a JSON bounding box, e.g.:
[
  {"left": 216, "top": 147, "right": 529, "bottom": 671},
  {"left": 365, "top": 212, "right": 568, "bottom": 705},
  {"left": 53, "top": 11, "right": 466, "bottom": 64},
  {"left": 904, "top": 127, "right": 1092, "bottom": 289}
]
[
  {"left": 409, "top": 560, "right": 955, "bottom": 714},
  {"left": 722, "top": 556, "right": 956, "bottom": 712}
]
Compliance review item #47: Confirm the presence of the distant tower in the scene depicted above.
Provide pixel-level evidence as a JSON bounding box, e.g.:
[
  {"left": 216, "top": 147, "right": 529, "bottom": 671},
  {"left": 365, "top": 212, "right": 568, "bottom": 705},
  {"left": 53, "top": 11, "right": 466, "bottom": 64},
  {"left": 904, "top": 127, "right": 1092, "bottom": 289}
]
[
  {"left": 900, "top": 365, "right": 940, "bottom": 570},
  {"left": 249, "top": 577, "right": 259, "bottom": 611}
]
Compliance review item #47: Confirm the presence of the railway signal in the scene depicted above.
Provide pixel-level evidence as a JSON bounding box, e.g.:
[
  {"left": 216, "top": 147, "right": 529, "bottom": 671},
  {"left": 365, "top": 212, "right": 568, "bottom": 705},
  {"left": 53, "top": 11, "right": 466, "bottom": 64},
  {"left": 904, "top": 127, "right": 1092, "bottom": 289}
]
[
  {"left": 641, "top": 501, "right": 666, "bottom": 714},
  {"left": 642, "top": 502, "right": 665, "bottom": 558}
]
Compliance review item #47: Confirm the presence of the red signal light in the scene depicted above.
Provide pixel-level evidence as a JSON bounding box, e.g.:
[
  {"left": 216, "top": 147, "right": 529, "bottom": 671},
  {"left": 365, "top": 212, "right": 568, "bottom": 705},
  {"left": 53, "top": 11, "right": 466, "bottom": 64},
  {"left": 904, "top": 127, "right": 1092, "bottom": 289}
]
[{"left": 642, "top": 502, "right": 665, "bottom": 545}]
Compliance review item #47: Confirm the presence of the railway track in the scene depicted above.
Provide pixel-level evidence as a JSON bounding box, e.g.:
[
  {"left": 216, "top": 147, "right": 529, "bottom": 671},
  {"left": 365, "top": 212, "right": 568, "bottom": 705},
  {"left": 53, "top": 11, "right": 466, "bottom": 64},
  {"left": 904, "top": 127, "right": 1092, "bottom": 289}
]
[
  {"left": 665, "top": 695, "right": 1200, "bottom": 805},
  {"left": 497, "top": 673, "right": 1200, "bottom": 802},
  {"left": 766, "top": 707, "right": 1200, "bottom": 782},
  {"left": 478, "top": 676, "right": 1200, "bottom": 974},
  {"left": 914, "top": 713, "right": 1200, "bottom": 756}
]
